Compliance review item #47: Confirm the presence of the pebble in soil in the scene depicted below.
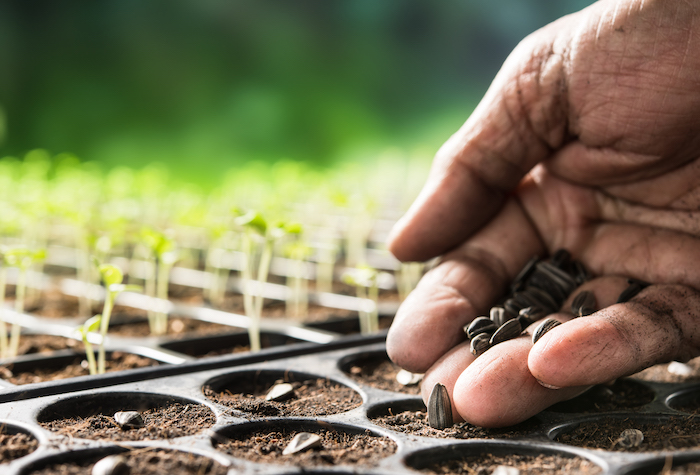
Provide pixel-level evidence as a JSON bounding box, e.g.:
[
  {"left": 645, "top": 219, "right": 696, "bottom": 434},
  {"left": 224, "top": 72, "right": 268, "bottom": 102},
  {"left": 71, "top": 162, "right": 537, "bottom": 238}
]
[
  {"left": 411, "top": 452, "right": 602, "bottom": 475},
  {"left": 0, "top": 427, "right": 38, "bottom": 463},
  {"left": 369, "top": 399, "right": 542, "bottom": 439},
  {"left": 212, "top": 424, "right": 396, "bottom": 467},
  {"left": 554, "top": 416, "right": 700, "bottom": 452},
  {"left": 39, "top": 401, "right": 215, "bottom": 441},
  {"left": 545, "top": 379, "right": 655, "bottom": 413},
  {"left": 342, "top": 352, "right": 422, "bottom": 395},
  {"left": 203, "top": 371, "right": 362, "bottom": 417},
  {"left": 26, "top": 447, "right": 229, "bottom": 475}
]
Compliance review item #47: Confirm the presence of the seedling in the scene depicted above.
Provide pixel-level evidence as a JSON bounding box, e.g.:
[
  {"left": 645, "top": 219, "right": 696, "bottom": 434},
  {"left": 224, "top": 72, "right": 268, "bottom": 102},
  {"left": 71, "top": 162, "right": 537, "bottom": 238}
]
[
  {"left": 78, "top": 314, "right": 101, "bottom": 375},
  {"left": 282, "top": 229, "right": 311, "bottom": 320},
  {"left": 235, "top": 209, "right": 298, "bottom": 351},
  {"left": 341, "top": 264, "right": 385, "bottom": 334},
  {"left": 140, "top": 228, "right": 179, "bottom": 335},
  {"left": 94, "top": 263, "right": 141, "bottom": 374},
  {"left": 2, "top": 246, "right": 46, "bottom": 358}
]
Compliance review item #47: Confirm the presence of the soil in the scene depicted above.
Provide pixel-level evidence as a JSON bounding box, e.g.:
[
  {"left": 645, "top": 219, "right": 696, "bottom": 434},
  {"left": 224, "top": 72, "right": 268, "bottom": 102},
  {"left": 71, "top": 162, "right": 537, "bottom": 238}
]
[
  {"left": 39, "top": 401, "right": 215, "bottom": 441},
  {"left": 372, "top": 407, "right": 541, "bottom": 440},
  {"left": 213, "top": 424, "right": 396, "bottom": 466},
  {"left": 546, "top": 379, "right": 655, "bottom": 413},
  {"left": 107, "top": 315, "right": 238, "bottom": 338},
  {"left": 13, "top": 334, "right": 82, "bottom": 356},
  {"left": 554, "top": 416, "right": 700, "bottom": 451},
  {"left": 203, "top": 376, "right": 362, "bottom": 417},
  {"left": 415, "top": 452, "right": 602, "bottom": 474},
  {"left": 632, "top": 357, "right": 700, "bottom": 383},
  {"left": 28, "top": 447, "right": 229, "bottom": 475},
  {"left": 0, "top": 351, "right": 158, "bottom": 385},
  {"left": 344, "top": 354, "right": 422, "bottom": 395},
  {"left": 0, "top": 430, "right": 38, "bottom": 463}
]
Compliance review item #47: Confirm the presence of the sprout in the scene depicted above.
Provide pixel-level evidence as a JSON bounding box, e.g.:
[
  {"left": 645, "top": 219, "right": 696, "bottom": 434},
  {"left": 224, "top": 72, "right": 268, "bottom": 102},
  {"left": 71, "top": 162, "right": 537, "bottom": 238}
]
[
  {"left": 2, "top": 246, "right": 46, "bottom": 358},
  {"left": 140, "top": 228, "right": 178, "bottom": 335},
  {"left": 341, "top": 264, "right": 384, "bottom": 334},
  {"left": 282, "top": 231, "right": 312, "bottom": 320},
  {"left": 78, "top": 314, "right": 101, "bottom": 375}
]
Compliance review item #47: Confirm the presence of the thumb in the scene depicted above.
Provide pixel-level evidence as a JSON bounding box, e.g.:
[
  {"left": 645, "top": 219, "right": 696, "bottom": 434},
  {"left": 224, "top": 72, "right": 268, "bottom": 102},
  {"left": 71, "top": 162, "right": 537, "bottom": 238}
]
[{"left": 388, "top": 16, "right": 575, "bottom": 262}]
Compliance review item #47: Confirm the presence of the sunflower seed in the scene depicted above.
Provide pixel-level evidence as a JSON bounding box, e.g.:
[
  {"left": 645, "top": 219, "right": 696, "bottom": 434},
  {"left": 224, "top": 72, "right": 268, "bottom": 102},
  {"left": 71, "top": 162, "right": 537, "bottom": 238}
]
[
  {"left": 92, "top": 455, "right": 130, "bottom": 475},
  {"left": 518, "top": 306, "right": 546, "bottom": 326},
  {"left": 571, "top": 290, "right": 596, "bottom": 317},
  {"left": 113, "top": 411, "right": 144, "bottom": 430},
  {"left": 490, "top": 306, "right": 511, "bottom": 327},
  {"left": 265, "top": 382, "right": 295, "bottom": 401},
  {"left": 536, "top": 262, "right": 577, "bottom": 297},
  {"left": 523, "top": 286, "right": 560, "bottom": 314},
  {"left": 532, "top": 318, "right": 561, "bottom": 345},
  {"left": 396, "top": 369, "right": 424, "bottom": 386},
  {"left": 489, "top": 318, "right": 522, "bottom": 346},
  {"left": 616, "top": 283, "right": 642, "bottom": 303},
  {"left": 617, "top": 428, "right": 644, "bottom": 448},
  {"left": 427, "top": 382, "right": 453, "bottom": 430},
  {"left": 465, "top": 316, "right": 497, "bottom": 340},
  {"left": 510, "top": 255, "right": 540, "bottom": 293},
  {"left": 550, "top": 248, "right": 571, "bottom": 270},
  {"left": 470, "top": 332, "right": 491, "bottom": 356},
  {"left": 282, "top": 432, "right": 322, "bottom": 455},
  {"left": 572, "top": 261, "right": 590, "bottom": 285}
]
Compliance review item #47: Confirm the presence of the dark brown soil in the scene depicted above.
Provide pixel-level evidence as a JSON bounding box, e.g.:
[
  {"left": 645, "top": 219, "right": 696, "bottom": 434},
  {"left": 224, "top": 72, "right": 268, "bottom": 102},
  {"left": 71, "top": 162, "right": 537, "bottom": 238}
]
[
  {"left": 14, "top": 334, "right": 82, "bottom": 355},
  {"left": 0, "top": 351, "right": 158, "bottom": 385},
  {"left": 372, "top": 408, "right": 541, "bottom": 439},
  {"left": 28, "top": 447, "right": 229, "bottom": 475},
  {"left": 554, "top": 416, "right": 700, "bottom": 451},
  {"left": 39, "top": 402, "right": 215, "bottom": 441},
  {"left": 416, "top": 452, "right": 602, "bottom": 474},
  {"left": 546, "top": 379, "right": 655, "bottom": 413},
  {"left": 345, "top": 355, "right": 422, "bottom": 395},
  {"left": 107, "top": 315, "right": 238, "bottom": 338},
  {"left": 0, "top": 430, "right": 38, "bottom": 463},
  {"left": 203, "top": 377, "right": 362, "bottom": 417},
  {"left": 632, "top": 358, "right": 700, "bottom": 383},
  {"left": 213, "top": 425, "right": 396, "bottom": 466}
]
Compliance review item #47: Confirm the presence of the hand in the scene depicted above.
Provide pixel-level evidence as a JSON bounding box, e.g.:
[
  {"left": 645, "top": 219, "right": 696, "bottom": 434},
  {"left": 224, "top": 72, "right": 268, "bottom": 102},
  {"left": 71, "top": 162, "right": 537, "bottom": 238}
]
[{"left": 386, "top": 0, "right": 700, "bottom": 427}]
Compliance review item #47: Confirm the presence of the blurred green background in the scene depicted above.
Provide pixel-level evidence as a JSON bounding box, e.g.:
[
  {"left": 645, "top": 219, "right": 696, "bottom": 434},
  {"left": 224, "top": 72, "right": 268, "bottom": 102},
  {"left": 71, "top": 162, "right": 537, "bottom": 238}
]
[{"left": 0, "top": 0, "right": 594, "bottom": 187}]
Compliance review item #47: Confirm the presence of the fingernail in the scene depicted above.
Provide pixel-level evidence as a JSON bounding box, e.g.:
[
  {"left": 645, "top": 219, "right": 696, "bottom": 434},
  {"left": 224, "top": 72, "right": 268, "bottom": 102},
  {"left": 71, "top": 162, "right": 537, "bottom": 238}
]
[{"left": 536, "top": 379, "right": 561, "bottom": 390}]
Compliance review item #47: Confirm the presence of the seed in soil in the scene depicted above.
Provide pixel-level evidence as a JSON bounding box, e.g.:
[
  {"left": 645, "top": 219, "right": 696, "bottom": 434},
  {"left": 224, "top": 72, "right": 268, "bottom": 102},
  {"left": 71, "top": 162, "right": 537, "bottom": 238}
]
[
  {"left": 113, "top": 411, "right": 145, "bottom": 430},
  {"left": 282, "top": 432, "right": 322, "bottom": 455},
  {"left": 212, "top": 421, "right": 396, "bottom": 466},
  {"left": 616, "top": 428, "right": 644, "bottom": 448},
  {"left": 532, "top": 318, "right": 561, "bottom": 345},
  {"left": 341, "top": 351, "right": 421, "bottom": 394},
  {"left": 571, "top": 290, "right": 596, "bottom": 317},
  {"left": 428, "top": 382, "right": 453, "bottom": 430},
  {"left": 265, "top": 382, "right": 295, "bottom": 401}
]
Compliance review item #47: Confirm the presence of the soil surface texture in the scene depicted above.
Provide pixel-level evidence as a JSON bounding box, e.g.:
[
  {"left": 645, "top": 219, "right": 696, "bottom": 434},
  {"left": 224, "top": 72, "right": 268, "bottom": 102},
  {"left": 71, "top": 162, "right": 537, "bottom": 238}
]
[
  {"left": 107, "top": 315, "right": 237, "bottom": 338},
  {"left": 555, "top": 416, "right": 700, "bottom": 451},
  {"left": 13, "top": 334, "right": 82, "bottom": 356},
  {"left": 345, "top": 355, "right": 422, "bottom": 395},
  {"left": 28, "top": 447, "right": 229, "bottom": 475},
  {"left": 416, "top": 452, "right": 602, "bottom": 474},
  {"left": 0, "top": 351, "right": 158, "bottom": 385},
  {"left": 0, "top": 431, "right": 38, "bottom": 463},
  {"left": 546, "top": 379, "right": 655, "bottom": 413},
  {"left": 39, "top": 402, "right": 214, "bottom": 441},
  {"left": 204, "top": 377, "right": 362, "bottom": 417},
  {"left": 373, "top": 408, "right": 541, "bottom": 439},
  {"left": 214, "top": 425, "right": 396, "bottom": 466}
]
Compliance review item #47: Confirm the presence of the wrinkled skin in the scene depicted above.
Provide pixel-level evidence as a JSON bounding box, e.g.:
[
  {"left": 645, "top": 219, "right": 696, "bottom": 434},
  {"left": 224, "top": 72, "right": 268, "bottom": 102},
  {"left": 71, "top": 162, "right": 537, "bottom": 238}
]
[{"left": 386, "top": 0, "right": 700, "bottom": 428}]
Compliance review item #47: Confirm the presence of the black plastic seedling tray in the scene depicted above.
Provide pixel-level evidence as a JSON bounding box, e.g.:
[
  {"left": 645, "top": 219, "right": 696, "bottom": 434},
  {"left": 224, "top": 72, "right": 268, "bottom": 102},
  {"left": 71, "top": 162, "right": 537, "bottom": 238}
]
[{"left": 2, "top": 326, "right": 700, "bottom": 474}]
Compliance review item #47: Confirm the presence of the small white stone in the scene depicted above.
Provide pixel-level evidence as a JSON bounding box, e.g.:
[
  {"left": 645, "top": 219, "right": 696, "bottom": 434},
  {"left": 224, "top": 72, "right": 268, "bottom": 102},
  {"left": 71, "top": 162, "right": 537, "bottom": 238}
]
[
  {"left": 668, "top": 361, "right": 694, "bottom": 376},
  {"left": 492, "top": 465, "right": 520, "bottom": 475},
  {"left": 396, "top": 369, "right": 423, "bottom": 386},
  {"left": 265, "top": 382, "right": 295, "bottom": 401},
  {"left": 282, "top": 432, "right": 322, "bottom": 455}
]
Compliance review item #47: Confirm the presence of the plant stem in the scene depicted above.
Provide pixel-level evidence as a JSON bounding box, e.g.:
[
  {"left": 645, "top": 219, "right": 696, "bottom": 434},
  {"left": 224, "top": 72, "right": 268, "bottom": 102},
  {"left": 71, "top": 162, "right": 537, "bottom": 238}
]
[
  {"left": 145, "top": 256, "right": 157, "bottom": 334},
  {"left": 0, "top": 267, "right": 7, "bottom": 358},
  {"left": 356, "top": 285, "right": 370, "bottom": 334},
  {"left": 84, "top": 338, "right": 97, "bottom": 375},
  {"left": 154, "top": 259, "right": 171, "bottom": 335},
  {"left": 97, "top": 292, "right": 114, "bottom": 374},
  {"left": 8, "top": 268, "right": 26, "bottom": 357},
  {"left": 368, "top": 280, "right": 379, "bottom": 333},
  {"left": 240, "top": 234, "right": 258, "bottom": 351}
]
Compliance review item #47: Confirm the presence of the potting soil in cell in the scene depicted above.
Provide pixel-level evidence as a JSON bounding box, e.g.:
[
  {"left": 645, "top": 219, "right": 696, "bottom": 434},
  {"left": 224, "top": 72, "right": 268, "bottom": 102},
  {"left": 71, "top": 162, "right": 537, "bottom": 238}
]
[{"left": 418, "top": 453, "right": 602, "bottom": 475}]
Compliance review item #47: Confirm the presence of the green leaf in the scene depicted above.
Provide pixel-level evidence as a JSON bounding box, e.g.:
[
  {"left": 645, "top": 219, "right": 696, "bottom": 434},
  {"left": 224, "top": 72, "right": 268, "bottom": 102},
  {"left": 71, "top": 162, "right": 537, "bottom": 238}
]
[
  {"left": 99, "top": 264, "right": 124, "bottom": 287},
  {"left": 79, "top": 314, "right": 102, "bottom": 338},
  {"left": 235, "top": 210, "right": 267, "bottom": 235}
]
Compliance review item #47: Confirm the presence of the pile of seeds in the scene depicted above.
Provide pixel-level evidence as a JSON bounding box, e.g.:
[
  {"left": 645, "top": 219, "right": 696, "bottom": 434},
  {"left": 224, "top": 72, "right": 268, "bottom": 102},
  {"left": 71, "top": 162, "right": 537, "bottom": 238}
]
[{"left": 464, "top": 249, "right": 592, "bottom": 357}]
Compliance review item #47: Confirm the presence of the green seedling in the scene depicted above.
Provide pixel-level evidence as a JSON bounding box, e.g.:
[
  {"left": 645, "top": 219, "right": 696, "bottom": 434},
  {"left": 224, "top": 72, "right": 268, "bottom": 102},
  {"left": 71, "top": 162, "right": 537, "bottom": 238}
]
[
  {"left": 2, "top": 246, "right": 46, "bottom": 358},
  {"left": 140, "top": 228, "right": 179, "bottom": 335},
  {"left": 235, "top": 210, "right": 298, "bottom": 351},
  {"left": 282, "top": 229, "right": 312, "bottom": 320},
  {"left": 78, "top": 314, "right": 101, "bottom": 375},
  {"left": 341, "top": 264, "right": 385, "bottom": 334},
  {"left": 203, "top": 223, "right": 235, "bottom": 307},
  {"left": 95, "top": 263, "right": 141, "bottom": 374}
]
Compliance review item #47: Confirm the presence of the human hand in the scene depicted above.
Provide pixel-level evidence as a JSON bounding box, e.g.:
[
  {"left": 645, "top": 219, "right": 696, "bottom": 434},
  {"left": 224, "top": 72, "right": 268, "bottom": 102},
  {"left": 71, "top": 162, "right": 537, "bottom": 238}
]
[{"left": 386, "top": 0, "right": 700, "bottom": 427}]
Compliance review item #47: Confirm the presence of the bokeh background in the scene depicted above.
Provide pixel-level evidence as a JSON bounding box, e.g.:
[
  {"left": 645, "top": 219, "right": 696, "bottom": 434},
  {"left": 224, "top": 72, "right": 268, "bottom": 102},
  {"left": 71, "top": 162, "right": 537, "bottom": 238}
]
[{"left": 0, "top": 0, "right": 594, "bottom": 187}]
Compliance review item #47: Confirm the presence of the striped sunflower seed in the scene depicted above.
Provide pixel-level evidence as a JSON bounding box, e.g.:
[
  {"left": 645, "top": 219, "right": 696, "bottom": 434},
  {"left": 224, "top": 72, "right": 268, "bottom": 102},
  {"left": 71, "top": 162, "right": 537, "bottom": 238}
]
[
  {"left": 617, "top": 278, "right": 650, "bottom": 303},
  {"left": 465, "top": 316, "right": 497, "bottom": 340},
  {"left": 113, "top": 411, "right": 144, "bottom": 430},
  {"left": 282, "top": 432, "right": 323, "bottom": 455},
  {"left": 510, "top": 255, "right": 540, "bottom": 293},
  {"left": 489, "top": 318, "right": 522, "bottom": 346},
  {"left": 550, "top": 248, "right": 571, "bottom": 270},
  {"left": 427, "top": 382, "right": 453, "bottom": 430},
  {"left": 490, "top": 306, "right": 510, "bottom": 327},
  {"left": 532, "top": 318, "right": 561, "bottom": 345},
  {"left": 617, "top": 429, "right": 644, "bottom": 449},
  {"left": 470, "top": 332, "right": 491, "bottom": 356},
  {"left": 571, "top": 290, "right": 596, "bottom": 317},
  {"left": 522, "top": 286, "right": 560, "bottom": 314}
]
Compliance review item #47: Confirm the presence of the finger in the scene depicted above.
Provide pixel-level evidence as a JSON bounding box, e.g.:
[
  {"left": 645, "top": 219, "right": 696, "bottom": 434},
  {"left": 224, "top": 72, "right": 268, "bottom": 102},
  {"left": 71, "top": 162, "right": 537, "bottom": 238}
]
[
  {"left": 529, "top": 283, "right": 700, "bottom": 388},
  {"left": 386, "top": 198, "right": 544, "bottom": 373},
  {"left": 423, "top": 329, "right": 586, "bottom": 428},
  {"left": 388, "top": 21, "right": 571, "bottom": 262}
]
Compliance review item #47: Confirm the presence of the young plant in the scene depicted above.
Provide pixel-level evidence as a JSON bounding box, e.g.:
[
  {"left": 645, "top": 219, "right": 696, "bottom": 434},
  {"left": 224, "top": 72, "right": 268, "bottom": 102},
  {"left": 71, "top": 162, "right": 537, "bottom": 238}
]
[
  {"left": 282, "top": 228, "right": 311, "bottom": 320},
  {"left": 235, "top": 210, "right": 297, "bottom": 352},
  {"left": 2, "top": 246, "right": 46, "bottom": 358},
  {"left": 95, "top": 263, "right": 141, "bottom": 374},
  {"left": 341, "top": 264, "right": 385, "bottom": 334},
  {"left": 140, "top": 228, "right": 178, "bottom": 335},
  {"left": 78, "top": 314, "right": 101, "bottom": 375}
]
